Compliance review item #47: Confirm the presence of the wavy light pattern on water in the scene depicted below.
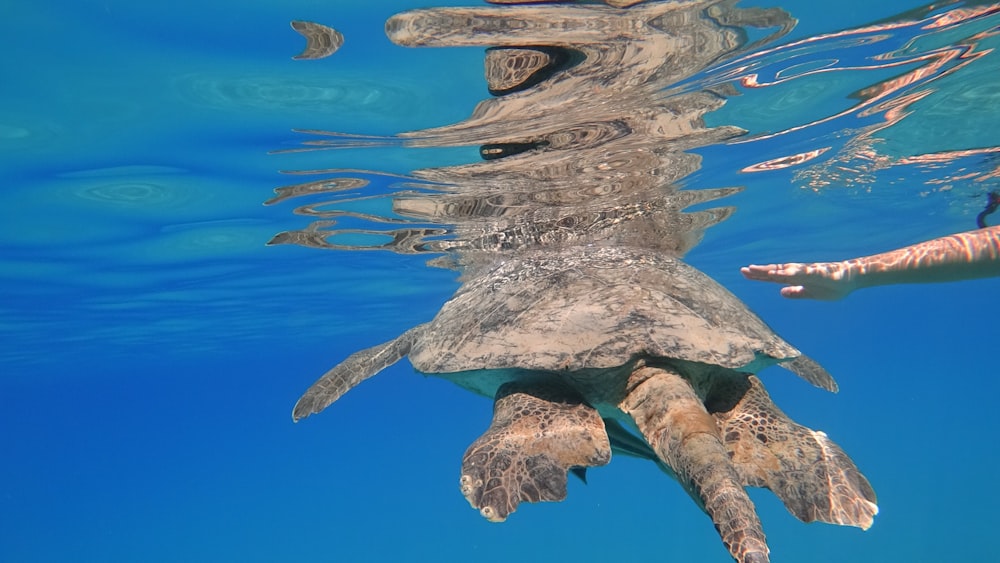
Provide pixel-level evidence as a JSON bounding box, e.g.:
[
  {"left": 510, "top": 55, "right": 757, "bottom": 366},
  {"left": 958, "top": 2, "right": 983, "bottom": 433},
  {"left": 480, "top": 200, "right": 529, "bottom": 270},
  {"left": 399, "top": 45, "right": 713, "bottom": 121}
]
[{"left": 686, "top": 3, "right": 1000, "bottom": 194}]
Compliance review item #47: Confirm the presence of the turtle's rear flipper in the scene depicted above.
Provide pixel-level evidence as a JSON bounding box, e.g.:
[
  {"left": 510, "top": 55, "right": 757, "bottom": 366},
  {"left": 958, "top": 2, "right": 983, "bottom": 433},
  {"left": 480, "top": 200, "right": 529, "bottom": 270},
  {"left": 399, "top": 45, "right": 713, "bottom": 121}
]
[
  {"left": 292, "top": 325, "right": 424, "bottom": 421},
  {"left": 460, "top": 382, "right": 611, "bottom": 522},
  {"left": 716, "top": 376, "right": 878, "bottom": 529}
]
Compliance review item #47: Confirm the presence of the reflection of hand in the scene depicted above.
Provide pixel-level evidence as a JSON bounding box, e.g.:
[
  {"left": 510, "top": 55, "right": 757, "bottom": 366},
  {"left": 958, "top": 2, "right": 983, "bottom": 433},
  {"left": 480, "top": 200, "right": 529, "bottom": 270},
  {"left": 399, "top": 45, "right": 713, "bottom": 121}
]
[{"left": 740, "top": 262, "right": 855, "bottom": 301}]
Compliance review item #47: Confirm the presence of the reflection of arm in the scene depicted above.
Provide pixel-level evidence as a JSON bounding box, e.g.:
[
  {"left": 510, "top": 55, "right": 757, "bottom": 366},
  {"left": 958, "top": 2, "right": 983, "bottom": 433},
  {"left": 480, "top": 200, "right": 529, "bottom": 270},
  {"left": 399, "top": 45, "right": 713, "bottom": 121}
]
[{"left": 741, "top": 226, "right": 1000, "bottom": 300}]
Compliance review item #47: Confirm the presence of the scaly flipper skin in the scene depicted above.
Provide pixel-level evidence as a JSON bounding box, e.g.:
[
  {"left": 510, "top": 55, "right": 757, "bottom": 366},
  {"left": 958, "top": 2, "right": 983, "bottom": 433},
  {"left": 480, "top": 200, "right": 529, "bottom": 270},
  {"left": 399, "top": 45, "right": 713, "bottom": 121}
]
[
  {"left": 484, "top": 47, "right": 564, "bottom": 96},
  {"left": 460, "top": 382, "right": 611, "bottom": 521},
  {"left": 620, "top": 365, "right": 769, "bottom": 563},
  {"left": 714, "top": 376, "right": 878, "bottom": 529},
  {"left": 292, "top": 326, "right": 424, "bottom": 421},
  {"left": 780, "top": 355, "right": 838, "bottom": 393},
  {"left": 290, "top": 21, "right": 344, "bottom": 60}
]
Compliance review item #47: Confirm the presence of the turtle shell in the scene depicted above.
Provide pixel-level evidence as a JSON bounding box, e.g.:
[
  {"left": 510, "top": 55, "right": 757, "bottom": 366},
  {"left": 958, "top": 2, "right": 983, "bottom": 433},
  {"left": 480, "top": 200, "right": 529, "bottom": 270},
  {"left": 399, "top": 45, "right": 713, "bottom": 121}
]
[{"left": 409, "top": 246, "right": 799, "bottom": 374}]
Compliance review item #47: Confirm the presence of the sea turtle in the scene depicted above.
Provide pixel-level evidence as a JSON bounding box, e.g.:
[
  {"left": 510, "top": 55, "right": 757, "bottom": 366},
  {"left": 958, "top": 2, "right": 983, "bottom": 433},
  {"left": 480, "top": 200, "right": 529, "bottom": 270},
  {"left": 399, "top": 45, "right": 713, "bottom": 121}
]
[{"left": 294, "top": 245, "right": 876, "bottom": 563}]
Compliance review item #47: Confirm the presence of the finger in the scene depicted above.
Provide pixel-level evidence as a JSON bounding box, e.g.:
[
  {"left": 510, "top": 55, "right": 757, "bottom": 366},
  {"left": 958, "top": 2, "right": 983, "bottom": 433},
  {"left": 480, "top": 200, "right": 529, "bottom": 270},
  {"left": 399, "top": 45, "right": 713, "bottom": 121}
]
[
  {"left": 743, "top": 264, "right": 779, "bottom": 273},
  {"left": 779, "top": 285, "right": 810, "bottom": 299},
  {"left": 741, "top": 265, "right": 785, "bottom": 282}
]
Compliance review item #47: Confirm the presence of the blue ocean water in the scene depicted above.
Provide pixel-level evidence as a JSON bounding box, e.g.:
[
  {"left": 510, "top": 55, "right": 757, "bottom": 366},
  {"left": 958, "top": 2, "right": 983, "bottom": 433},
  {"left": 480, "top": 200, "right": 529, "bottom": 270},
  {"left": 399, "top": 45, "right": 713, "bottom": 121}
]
[{"left": 2, "top": 1, "right": 998, "bottom": 562}]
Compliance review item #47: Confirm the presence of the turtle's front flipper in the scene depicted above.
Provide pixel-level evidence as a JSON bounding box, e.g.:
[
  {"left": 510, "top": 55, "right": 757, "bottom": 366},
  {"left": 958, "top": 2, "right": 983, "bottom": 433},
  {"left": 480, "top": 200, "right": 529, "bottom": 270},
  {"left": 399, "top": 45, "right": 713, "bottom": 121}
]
[
  {"left": 781, "top": 355, "right": 838, "bottom": 392},
  {"left": 460, "top": 382, "right": 611, "bottom": 522},
  {"left": 620, "top": 365, "right": 770, "bottom": 563},
  {"left": 292, "top": 325, "right": 424, "bottom": 421},
  {"left": 714, "top": 376, "right": 878, "bottom": 529}
]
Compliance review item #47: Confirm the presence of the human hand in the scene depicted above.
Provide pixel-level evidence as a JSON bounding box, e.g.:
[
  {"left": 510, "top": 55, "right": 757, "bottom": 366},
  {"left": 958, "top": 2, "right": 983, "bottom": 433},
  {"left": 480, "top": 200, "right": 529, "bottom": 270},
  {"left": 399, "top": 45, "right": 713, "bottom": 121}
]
[{"left": 740, "top": 262, "right": 854, "bottom": 301}]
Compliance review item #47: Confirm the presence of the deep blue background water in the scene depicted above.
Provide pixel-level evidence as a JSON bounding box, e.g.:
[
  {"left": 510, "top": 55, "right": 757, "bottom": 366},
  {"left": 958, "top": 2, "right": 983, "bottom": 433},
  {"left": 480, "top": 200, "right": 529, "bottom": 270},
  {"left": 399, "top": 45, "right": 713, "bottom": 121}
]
[{"left": 3, "top": 1, "right": 999, "bottom": 561}]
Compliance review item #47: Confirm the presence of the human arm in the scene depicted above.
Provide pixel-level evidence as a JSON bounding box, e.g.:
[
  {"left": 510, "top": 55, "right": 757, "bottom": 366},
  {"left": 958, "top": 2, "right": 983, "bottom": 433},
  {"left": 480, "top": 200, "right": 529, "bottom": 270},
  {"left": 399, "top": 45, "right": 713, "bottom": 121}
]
[{"left": 741, "top": 226, "right": 1000, "bottom": 300}]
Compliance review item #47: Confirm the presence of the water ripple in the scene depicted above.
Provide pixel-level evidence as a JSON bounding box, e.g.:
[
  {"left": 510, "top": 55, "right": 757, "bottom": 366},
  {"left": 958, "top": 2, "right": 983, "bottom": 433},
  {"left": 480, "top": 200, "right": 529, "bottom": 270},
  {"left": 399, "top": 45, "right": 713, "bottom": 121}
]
[
  {"left": 172, "top": 72, "right": 422, "bottom": 115},
  {"left": 74, "top": 181, "right": 181, "bottom": 207}
]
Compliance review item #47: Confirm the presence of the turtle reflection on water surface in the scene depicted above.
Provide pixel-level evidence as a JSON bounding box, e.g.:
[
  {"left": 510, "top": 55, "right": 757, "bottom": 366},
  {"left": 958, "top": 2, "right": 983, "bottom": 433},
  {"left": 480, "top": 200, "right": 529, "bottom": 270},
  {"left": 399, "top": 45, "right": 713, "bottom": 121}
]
[{"left": 294, "top": 246, "right": 877, "bottom": 563}]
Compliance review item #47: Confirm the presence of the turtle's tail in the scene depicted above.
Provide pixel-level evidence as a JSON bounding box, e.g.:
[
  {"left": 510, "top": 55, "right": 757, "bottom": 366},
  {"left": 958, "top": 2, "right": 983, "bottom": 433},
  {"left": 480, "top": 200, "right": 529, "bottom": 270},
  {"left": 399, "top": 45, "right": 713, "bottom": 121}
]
[
  {"left": 620, "top": 365, "right": 769, "bottom": 563},
  {"left": 292, "top": 325, "right": 424, "bottom": 421}
]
